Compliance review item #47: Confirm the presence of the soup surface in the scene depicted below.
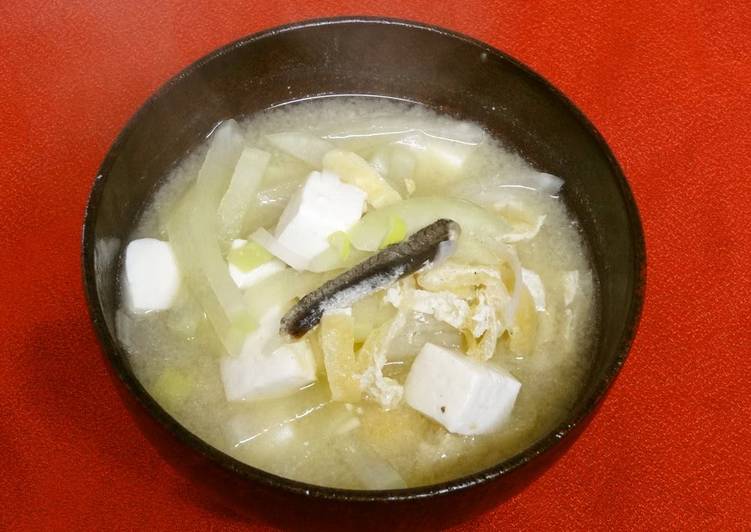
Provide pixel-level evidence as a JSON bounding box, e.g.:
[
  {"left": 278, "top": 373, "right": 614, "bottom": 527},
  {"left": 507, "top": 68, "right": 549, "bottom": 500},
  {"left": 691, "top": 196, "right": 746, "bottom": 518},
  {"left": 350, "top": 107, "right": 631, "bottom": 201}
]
[{"left": 117, "top": 97, "right": 597, "bottom": 489}]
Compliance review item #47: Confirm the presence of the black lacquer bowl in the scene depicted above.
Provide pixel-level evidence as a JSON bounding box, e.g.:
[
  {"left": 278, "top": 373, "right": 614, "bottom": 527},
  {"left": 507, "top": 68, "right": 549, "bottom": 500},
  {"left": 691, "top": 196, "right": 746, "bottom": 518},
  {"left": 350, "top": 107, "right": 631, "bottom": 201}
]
[{"left": 82, "top": 17, "right": 645, "bottom": 514}]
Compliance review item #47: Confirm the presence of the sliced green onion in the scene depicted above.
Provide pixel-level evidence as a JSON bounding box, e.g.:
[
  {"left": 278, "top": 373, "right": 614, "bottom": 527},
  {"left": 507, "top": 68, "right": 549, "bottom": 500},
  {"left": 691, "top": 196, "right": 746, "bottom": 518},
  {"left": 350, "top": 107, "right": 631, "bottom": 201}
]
[
  {"left": 153, "top": 370, "right": 192, "bottom": 408},
  {"left": 328, "top": 231, "right": 351, "bottom": 260},
  {"left": 228, "top": 241, "right": 274, "bottom": 272},
  {"left": 379, "top": 215, "right": 407, "bottom": 249}
]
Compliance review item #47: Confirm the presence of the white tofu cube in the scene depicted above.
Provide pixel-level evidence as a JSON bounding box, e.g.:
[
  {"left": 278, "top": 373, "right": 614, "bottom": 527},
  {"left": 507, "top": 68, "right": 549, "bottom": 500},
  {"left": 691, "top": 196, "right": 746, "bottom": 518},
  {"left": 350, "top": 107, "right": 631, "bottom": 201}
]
[
  {"left": 124, "top": 238, "right": 181, "bottom": 313},
  {"left": 228, "top": 239, "right": 286, "bottom": 289},
  {"left": 221, "top": 306, "right": 318, "bottom": 402},
  {"left": 220, "top": 340, "right": 317, "bottom": 402},
  {"left": 404, "top": 343, "right": 521, "bottom": 435},
  {"left": 274, "top": 170, "right": 366, "bottom": 268}
]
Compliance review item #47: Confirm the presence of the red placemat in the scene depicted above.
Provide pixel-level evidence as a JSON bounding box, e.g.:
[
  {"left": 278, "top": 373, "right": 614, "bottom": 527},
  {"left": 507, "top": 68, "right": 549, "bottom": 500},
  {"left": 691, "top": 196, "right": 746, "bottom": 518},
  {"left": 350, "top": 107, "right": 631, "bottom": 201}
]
[{"left": 1, "top": 1, "right": 749, "bottom": 530}]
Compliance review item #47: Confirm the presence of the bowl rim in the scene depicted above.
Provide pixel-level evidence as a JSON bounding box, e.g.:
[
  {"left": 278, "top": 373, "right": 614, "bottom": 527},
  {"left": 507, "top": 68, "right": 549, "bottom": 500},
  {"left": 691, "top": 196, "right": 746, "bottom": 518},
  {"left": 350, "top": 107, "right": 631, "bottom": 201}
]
[{"left": 82, "top": 16, "right": 646, "bottom": 503}]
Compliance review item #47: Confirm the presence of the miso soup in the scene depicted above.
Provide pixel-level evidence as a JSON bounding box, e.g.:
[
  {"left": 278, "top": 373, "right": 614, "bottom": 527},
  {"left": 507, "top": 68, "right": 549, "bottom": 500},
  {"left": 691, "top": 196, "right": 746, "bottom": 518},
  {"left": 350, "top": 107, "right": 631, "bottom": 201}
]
[{"left": 117, "top": 98, "right": 597, "bottom": 489}]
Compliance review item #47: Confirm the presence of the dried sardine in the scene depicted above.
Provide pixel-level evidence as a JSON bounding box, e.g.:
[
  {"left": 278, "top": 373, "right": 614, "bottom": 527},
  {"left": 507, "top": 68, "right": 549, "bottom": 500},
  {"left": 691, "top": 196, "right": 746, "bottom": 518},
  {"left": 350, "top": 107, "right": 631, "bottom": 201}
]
[{"left": 280, "top": 219, "right": 461, "bottom": 338}]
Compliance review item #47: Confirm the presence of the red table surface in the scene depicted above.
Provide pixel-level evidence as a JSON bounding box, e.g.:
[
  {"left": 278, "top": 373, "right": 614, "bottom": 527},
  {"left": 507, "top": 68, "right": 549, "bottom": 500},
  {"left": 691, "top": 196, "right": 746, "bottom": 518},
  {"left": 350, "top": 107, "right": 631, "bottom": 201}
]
[{"left": 1, "top": 1, "right": 750, "bottom": 530}]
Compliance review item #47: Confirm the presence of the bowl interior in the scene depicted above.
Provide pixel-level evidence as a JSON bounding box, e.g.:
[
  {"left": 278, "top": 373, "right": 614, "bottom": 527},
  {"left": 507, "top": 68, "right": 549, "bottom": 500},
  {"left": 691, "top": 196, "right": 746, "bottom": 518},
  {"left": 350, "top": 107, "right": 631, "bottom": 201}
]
[{"left": 84, "top": 18, "right": 644, "bottom": 500}]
